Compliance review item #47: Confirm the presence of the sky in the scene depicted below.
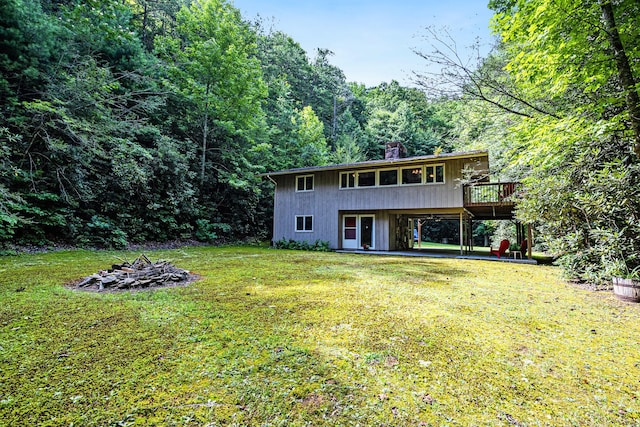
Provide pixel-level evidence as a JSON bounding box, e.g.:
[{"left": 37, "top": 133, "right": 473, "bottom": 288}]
[{"left": 232, "top": 0, "right": 496, "bottom": 87}]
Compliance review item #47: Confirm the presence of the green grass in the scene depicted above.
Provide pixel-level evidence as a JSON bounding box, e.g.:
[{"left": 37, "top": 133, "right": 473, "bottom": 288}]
[
  {"left": 1, "top": 246, "right": 639, "bottom": 426},
  {"left": 415, "top": 241, "right": 551, "bottom": 260}
]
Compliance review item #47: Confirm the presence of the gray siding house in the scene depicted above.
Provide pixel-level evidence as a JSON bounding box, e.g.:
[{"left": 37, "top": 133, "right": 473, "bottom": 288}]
[{"left": 264, "top": 144, "right": 519, "bottom": 253}]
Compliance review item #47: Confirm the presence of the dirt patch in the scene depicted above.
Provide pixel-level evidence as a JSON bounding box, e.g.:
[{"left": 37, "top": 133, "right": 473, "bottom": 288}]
[{"left": 567, "top": 279, "right": 612, "bottom": 292}]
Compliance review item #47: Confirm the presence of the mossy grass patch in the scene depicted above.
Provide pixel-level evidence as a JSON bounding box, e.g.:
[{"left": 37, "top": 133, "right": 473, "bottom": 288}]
[{"left": 1, "top": 246, "right": 639, "bottom": 425}]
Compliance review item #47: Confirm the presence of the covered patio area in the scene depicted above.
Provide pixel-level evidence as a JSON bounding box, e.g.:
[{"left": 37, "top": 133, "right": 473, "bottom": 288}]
[{"left": 389, "top": 182, "right": 534, "bottom": 260}]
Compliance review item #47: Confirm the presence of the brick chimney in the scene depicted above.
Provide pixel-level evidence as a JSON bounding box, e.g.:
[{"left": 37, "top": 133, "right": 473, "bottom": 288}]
[{"left": 385, "top": 141, "right": 406, "bottom": 159}]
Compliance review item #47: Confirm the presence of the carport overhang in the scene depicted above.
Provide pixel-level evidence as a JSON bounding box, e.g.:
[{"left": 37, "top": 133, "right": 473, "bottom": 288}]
[{"left": 393, "top": 206, "right": 532, "bottom": 259}]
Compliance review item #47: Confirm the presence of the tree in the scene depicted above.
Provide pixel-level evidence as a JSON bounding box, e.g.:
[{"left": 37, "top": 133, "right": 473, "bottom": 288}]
[
  {"left": 363, "top": 81, "right": 456, "bottom": 159},
  {"left": 598, "top": 0, "right": 640, "bottom": 156},
  {"left": 309, "top": 48, "right": 349, "bottom": 147},
  {"left": 157, "top": 0, "right": 266, "bottom": 186},
  {"left": 415, "top": 1, "right": 640, "bottom": 283},
  {"left": 128, "top": 0, "right": 183, "bottom": 52},
  {"left": 329, "top": 134, "right": 365, "bottom": 165},
  {"left": 489, "top": 0, "right": 640, "bottom": 283},
  {"left": 291, "top": 106, "right": 329, "bottom": 167}
]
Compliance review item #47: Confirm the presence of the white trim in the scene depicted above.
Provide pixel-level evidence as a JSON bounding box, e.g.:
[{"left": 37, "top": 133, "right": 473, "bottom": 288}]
[
  {"left": 295, "top": 215, "right": 314, "bottom": 232},
  {"left": 339, "top": 171, "right": 356, "bottom": 189},
  {"left": 425, "top": 163, "right": 445, "bottom": 184},
  {"left": 342, "top": 215, "right": 358, "bottom": 249},
  {"left": 295, "top": 174, "right": 314, "bottom": 192}
]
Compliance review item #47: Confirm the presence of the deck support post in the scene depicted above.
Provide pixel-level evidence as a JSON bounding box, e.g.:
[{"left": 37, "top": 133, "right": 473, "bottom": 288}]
[
  {"left": 527, "top": 224, "right": 533, "bottom": 259},
  {"left": 459, "top": 211, "right": 464, "bottom": 255}
]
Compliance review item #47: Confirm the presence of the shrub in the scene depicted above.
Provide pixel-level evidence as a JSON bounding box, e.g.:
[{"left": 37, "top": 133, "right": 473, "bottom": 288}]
[
  {"left": 77, "top": 215, "right": 128, "bottom": 249},
  {"left": 273, "top": 238, "right": 331, "bottom": 252}
]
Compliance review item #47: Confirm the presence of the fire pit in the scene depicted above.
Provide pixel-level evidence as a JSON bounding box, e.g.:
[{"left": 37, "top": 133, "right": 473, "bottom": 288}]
[{"left": 72, "top": 254, "right": 195, "bottom": 291}]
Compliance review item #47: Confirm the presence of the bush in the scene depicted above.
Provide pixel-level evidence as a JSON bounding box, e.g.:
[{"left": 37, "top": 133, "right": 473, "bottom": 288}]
[
  {"left": 76, "top": 215, "right": 128, "bottom": 249},
  {"left": 273, "top": 238, "right": 331, "bottom": 252},
  {"left": 517, "top": 138, "right": 640, "bottom": 285},
  {"left": 195, "top": 219, "right": 231, "bottom": 242}
]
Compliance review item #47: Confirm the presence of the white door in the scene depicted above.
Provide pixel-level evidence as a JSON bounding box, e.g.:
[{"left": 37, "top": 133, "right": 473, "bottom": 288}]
[
  {"left": 342, "top": 215, "right": 375, "bottom": 249},
  {"left": 342, "top": 215, "right": 358, "bottom": 249}
]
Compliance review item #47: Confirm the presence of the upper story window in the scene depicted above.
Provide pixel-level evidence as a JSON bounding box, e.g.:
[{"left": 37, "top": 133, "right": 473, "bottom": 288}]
[
  {"left": 425, "top": 164, "right": 445, "bottom": 184},
  {"left": 401, "top": 167, "right": 423, "bottom": 185},
  {"left": 341, "top": 171, "right": 376, "bottom": 188},
  {"left": 340, "top": 172, "right": 356, "bottom": 188},
  {"left": 338, "top": 163, "right": 445, "bottom": 188},
  {"left": 379, "top": 169, "right": 398, "bottom": 186},
  {"left": 296, "top": 174, "right": 314, "bottom": 192},
  {"left": 357, "top": 171, "right": 376, "bottom": 187}
]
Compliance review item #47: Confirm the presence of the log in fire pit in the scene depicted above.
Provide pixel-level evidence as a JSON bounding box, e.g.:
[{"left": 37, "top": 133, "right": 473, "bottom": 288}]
[{"left": 73, "top": 254, "right": 194, "bottom": 291}]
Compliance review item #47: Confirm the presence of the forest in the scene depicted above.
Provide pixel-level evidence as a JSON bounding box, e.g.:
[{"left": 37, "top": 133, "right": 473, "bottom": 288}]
[{"left": 1, "top": 0, "right": 639, "bottom": 284}]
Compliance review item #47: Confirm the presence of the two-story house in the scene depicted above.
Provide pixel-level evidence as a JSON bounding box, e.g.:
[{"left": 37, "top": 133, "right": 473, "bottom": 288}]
[{"left": 264, "top": 142, "right": 521, "bottom": 254}]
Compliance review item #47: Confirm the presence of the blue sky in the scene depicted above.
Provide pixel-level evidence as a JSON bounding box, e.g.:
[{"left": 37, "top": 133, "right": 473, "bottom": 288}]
[{"left": 233, "top": 0, "right": 496, "bottom": 87}]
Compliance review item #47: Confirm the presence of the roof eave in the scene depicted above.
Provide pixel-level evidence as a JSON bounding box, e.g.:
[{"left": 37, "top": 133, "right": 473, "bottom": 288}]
[{"left": 261, "top": 150, "right": 489, "bottom": 177}]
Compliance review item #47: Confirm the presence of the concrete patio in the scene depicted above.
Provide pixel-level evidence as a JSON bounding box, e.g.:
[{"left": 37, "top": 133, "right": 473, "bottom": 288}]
[{"left": 336, "top": 248, "right": 540, "bottom": 264}]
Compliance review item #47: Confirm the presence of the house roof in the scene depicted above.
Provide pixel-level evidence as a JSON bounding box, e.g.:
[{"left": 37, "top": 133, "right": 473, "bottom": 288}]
[{"left": 263, "top": 150, "right": 489, "bottom": 177}]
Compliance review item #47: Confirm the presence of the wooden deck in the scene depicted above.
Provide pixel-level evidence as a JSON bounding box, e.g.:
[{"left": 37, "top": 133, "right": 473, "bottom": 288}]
[{"left": 463, "top": 182, "right": 520, "bottom": 220}]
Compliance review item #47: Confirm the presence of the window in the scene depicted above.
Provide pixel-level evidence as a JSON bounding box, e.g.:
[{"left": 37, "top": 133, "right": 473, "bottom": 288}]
[
  {"left": 357, "top": 171, "right": 375, "bottom": 187},
  {"left": 340, "top": 172, "right": 356, "bottom": 189},
  {"left": 295, "top": 215, "right": 313, "bottom": 232},
  {"left": 401, "top": 167, "right": 423, "bottom": 184},
  {"left": 379, "top": 169, "right": 398, "bottom": 186},
  {"left": 296, "top": 175, "right": 314, "bottom": 192},
  {"left": 339, "top": 164, "right": 438, "bottom": 188},
  {"left": 425, "top": 164, "right": 445, "bottom": 184},
  {"left": 344, "top": 216, "right": 357, "bottom": 240}
]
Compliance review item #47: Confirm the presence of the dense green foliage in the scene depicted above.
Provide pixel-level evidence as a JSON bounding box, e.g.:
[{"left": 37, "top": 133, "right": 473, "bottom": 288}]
[
  {"left": 272, "top": 237, "right": 331, "bottom": 251},
  {"left": 488, "top": 0, "right": 640, "bottom": 283},
  {"left": 415, "top": 0, "right": 640, "bottom": 283},
  {"left": 0, "top": 0, "right": 455, "bottom": 248},
  {"left": 2, "top": 247, "right": 639, "bottom": 425}
]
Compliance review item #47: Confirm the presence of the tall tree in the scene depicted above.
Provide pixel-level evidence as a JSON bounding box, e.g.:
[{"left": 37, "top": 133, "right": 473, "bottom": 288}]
[
  {"left": 291, "top": 105, "right": 329, "bottom": 167},
  {"left": 156, "top": 0, "right": 266, "bottom": 185},
  {"left": 598, "top": 0, "right": 640, "bottom": 156},
  {"left": 488, "top": 0, "right": 640, "bottom": 283},
  {"left": 155, "top": 0, "right": 267, "bottom": 240},
  {"left": 416, "top": 0, "right": 640, "bottom": 282},
  {"left": 364, "top": 81, "right": 456, "bottom": 159}
]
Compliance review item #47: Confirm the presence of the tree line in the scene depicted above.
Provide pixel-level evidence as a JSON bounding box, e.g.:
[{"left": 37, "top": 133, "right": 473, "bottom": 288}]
[{"left": 0, "top": 0, "right": 456, "bottom": 249}]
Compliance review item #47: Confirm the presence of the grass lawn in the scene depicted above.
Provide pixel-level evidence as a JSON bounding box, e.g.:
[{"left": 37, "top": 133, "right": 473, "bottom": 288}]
[{"left": 1, "top": 246, "right": 639, "bottom": 426}]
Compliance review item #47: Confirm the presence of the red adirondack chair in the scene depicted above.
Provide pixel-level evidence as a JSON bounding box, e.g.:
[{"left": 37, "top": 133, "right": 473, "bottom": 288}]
[{"left": 490, "top": 239, "right": 510, "bottom": 258}]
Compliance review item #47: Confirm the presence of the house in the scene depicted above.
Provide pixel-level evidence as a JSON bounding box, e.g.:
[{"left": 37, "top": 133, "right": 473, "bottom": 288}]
[{"left": 264, "top": 142, "right": 525, "bottom": 255}]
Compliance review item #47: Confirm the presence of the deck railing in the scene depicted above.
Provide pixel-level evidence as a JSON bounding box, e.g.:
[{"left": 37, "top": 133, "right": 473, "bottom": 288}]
[{"left": 463, "top": 182, "right": 520, "bottom": 206}]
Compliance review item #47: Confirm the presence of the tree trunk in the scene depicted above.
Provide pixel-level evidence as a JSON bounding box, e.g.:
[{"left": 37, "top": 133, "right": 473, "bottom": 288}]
[
  {"left": 201, "top": 83, "right": 210, "bottom": 186},
  {"left": 600, "top": 0, "right": 640, "bottom": 157},
  {"left": 332, "top": 94, "right": 337, "bottom": 148}
]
